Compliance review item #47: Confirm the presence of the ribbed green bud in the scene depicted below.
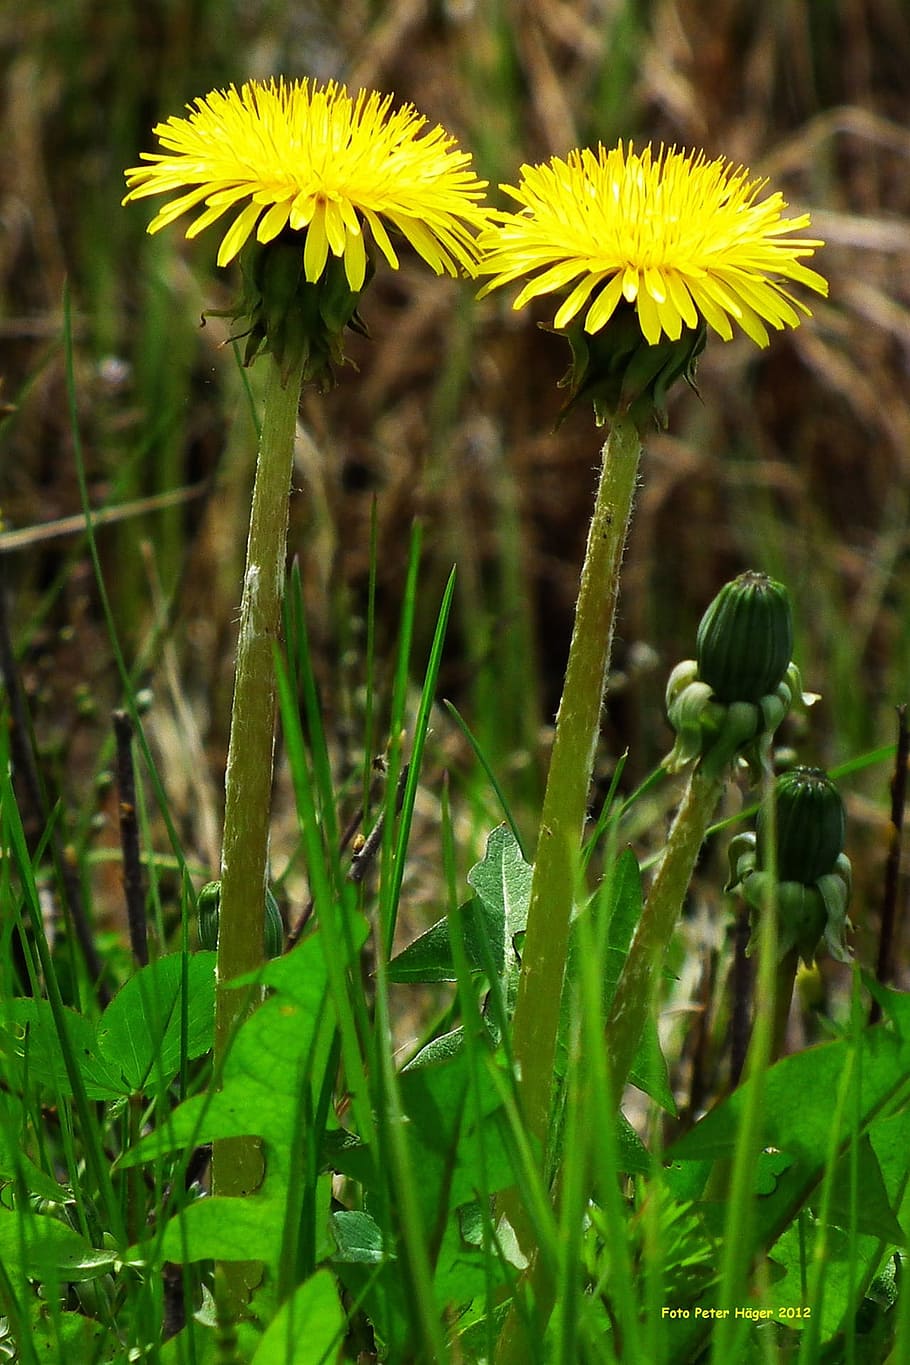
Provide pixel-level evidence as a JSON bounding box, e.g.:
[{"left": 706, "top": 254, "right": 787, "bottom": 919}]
[
  {"left": 758, "top": 767, "right": 846, "bottom": 883},
  {"left": 197, "top": 880, "right": 221, "bottom": 952},
  {"left": 696, "top": 571, "right": 793, "bottom": 704},
  {"left": 196, "top": 879, "right": 284, "bottom": 958}
]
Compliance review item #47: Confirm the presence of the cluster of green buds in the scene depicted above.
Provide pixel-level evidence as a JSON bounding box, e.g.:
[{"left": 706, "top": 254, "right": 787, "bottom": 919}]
[
  {"left": 664, "top": 571, "right": 805, "bottom": 781},
  {"left": 726, "top": 767, "right": 852, "bottom": 965},
  {"left": 197, "top": 879, "right": 285, "bottom": 959}
]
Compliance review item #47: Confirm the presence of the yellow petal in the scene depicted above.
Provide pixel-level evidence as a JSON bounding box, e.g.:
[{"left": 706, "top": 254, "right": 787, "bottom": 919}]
[{"left": 216, "top": 201, "right": 264, "bottom": 265}]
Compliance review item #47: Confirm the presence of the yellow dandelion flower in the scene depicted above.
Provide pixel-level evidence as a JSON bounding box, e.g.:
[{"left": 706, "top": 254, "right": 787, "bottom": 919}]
[
  {"left": 123, "top": 77, "right": 489, "bottom": 289},
  {"left": 479, "top": 142, "right": 827, "bottom": 348}
]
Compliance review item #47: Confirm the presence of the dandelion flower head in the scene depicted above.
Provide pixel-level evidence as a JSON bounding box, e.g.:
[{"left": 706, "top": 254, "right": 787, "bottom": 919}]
[
  {"left": 123, "top": 77, "right": 490, "bottom": 289},
  {"left": 479, "top": 142, "right": 827, "bottom": 348}
]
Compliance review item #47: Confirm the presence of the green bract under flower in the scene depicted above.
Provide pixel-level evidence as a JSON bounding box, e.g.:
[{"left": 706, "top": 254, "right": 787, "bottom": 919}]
[
  {"left": 479, "top": 142, "right": 827, "bottom": 348},
  {"left": 123, "top": 77, "right": 490, "bottom": 288}
]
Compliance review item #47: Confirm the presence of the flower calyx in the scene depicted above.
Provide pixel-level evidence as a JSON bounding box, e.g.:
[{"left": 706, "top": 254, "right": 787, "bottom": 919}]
[
  {"left": 219, "top": 232, "right": 372, "bottom": 389},
  {"left": 663, "top": 572, "right": 800, "bottom": 780},
  {"left": 554, "top": 305, "right": 707, "bottom": 428},
  {"left": 726, "top": 767, "right": 852, "bottom": 965}
]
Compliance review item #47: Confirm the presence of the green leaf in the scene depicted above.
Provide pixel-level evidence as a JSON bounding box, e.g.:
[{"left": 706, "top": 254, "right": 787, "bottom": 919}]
[
  {"left": 813, "top": 1134, "right": 906, "bottom": 1246},
  {"left": 251, "top": 1269, "right": 344, "bottom": 1364},
  {"left": 388, "top": 899, "right": 499, "bottom": 983},
  {"left": 0, "top": 1208, "right": 115, "bottom": 1282},
  {"left": 0, "top": 999, "right": 121, "bottom": 1100},
  {"left": 403, "top": 1025, "right": 468, "bottom": 1070},
  {"left": 568, "top": 847, "right": 675, "bottom": 1114},
  {"left": 96, "top": 952, "right": 215, "bottom": 1094},
  {"left": 331, "top": 1209, "right": 385, "bottom": 1264},
  {"left": 0, "top": 1095, "right": 71, "bottom": 1201},
  {"left": 28, "top": 1309, "right": 113, "bottom": 1364},
  {"left": 124, "top": 929, "right": 358, "bottom": 1281},
  {"left": 388, "top": 824, "right": 532, "bottom": 985},
  {"left": 766, "top": 1215, "right": 882, "bottom": 1341},
  {"left": 671, "top": 1024, "right": 910, "bottom": 1254},
  {"left": 466, "top": 823, "right": 531, "bottom": 966}
]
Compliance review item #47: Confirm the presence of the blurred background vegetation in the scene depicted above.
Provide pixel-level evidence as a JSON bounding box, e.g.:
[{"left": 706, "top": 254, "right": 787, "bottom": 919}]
[{"left": 2, "top": 0, "right": 909, "bottom": 1014}]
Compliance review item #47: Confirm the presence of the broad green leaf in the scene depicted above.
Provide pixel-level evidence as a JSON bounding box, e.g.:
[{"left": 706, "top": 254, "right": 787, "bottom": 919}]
[
  {"left": 158, "top": 1174, "right": 334, "bottom": 1268},
  {"left": 0, "top": 998, "right": 121, "bottom": 1100},
  {"left": 251, "top": 1269, "right": 344, "bottom": 1364},
  {"left": 96, "top": 952, "right": 215, "bottom": 1094},
  {"left": 28, "top": 1309, "right": 113, "bottom": 1364},
  {"left": 388, "top": 898, "right": 500, "bottom": 983},
  {"left": 812, "top": 1134, "right": 906, "bottom": 1246},
  {"left": 124, "top": 929, "right": 357, "bottom": 1279},
  {"left": 0, "top": 1095, "right": 71, "bottom": 1201},
  {"left": 388, "top": 824, "right": 531, "bottom": 985},
  {"left": 331, "top": 1209, "right": 385, "bottom": 1264},
  {"left": 121, "top": 934, "right": 344, "bottom": 1164},
  {"left": 0, "top": 1208, "right": 115, "bottom": 1282},
  {"left": 766, "top": 1215, "right": 884, "bottom": 1341},
  {"left": 671, "top": 1024, "right": 910, "bottom": 1255},
  {"left": 466, "top": 823, "right": 531, "bottom": 969}
]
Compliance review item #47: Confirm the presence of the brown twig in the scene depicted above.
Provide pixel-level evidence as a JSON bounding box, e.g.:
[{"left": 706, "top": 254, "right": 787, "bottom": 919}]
[
  {"left": 113, "top": 709, "right": 149, "bottom": 968},
  {"left": 870, "top": 703, "right": 909, "bottom": 1024},
  {"left": 729, "top": 903, "right": 753, "bottom": 1087},
  {"left": 284, "top": 765, "right": 409, "bottom": 950}
]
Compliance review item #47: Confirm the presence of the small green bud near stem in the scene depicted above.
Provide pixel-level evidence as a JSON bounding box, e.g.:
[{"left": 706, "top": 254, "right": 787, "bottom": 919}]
[
  {"left": 664, "top": 571, "right": 801, "bottom": 780},
  {"left": 696, "top": 571, "right": 793, "bottom": 704},
  {"left": 727, "top": 767, "right": 852, "bottom": 966},
  {"left": 197, "top": 879, "right": 285, "bottom": 959},
  {"left": 757, "top": 765, "right": 846, "bottom": 883}
]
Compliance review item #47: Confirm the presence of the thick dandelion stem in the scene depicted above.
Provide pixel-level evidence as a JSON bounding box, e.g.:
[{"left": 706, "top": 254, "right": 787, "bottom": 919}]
[
  {"left": 502, "top": 414, "right": 641, "bottom": 1256},
  {"left": 605, "top": 764, "right": 725, "bottom": 1095},
  {"left": 213, "top": 352, "right": 303, "bottom": 1308}
]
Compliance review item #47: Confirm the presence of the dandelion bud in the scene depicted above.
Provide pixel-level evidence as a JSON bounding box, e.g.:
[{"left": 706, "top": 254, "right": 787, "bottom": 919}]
[
  {"left": 196, "top": 879, "right": 284, "bottom": 958},
  {"left": 696, "top": 571, "right": 793, "bottom": 704},
  {"left": 729, "top": 768, "right": 852, "bottom": 965},
  {"left": 758, "top": 766, "right": 846, "bottom": 884},
  {"left": 197, "top": 880, "right": 221, "bottom": 952}
]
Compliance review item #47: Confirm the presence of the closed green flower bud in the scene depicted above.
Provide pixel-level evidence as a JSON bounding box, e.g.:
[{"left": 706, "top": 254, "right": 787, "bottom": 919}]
[
  {"left": 197, "top": 880, "right": 221, "bottom": 952},
  {"left": 196, "top": 879, "right": 284, "bottom": 958},
  {"left": 696, "top": 571, "right": 793, "bottom": 704},
  {"left": 758, "top": 766, "right": 846, "bottom": 883},
  {"left": 264, "top": 884, "right": 285, "bottom": 959}
]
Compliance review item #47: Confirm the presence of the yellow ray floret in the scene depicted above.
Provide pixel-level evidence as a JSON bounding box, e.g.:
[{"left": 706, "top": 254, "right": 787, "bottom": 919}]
[
  {"left": 479, "top": 143, "right": 827, "bottom": 347},
  {"left": 124, "top": 78, "right": 490, "bottom": 288}
]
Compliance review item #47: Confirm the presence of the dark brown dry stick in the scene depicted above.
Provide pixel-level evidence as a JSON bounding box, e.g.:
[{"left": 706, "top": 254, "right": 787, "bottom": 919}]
[
  {"left": 113, "top": 708, "right": 149, "bottom": 968},
  {"left": 870, "top": 703, "right": 909, "bottom": 1025},
  {"left": 284, "top": 764, "right": 409, "bottom": 949},
  {"left": 284, "top": 803, "right": 368, "bottom": 950}
]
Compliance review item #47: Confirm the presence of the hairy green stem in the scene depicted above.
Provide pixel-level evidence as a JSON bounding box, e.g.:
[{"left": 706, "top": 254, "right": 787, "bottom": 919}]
[
  {"left": 502, "top": 414, "right": 641, "bottom": 1251},
  {"left": 213, "top": 354, "right": 303, "bottom": 1305},
  {"left": 605, "top": 764, "right": 725, "bottom": 1094}
]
